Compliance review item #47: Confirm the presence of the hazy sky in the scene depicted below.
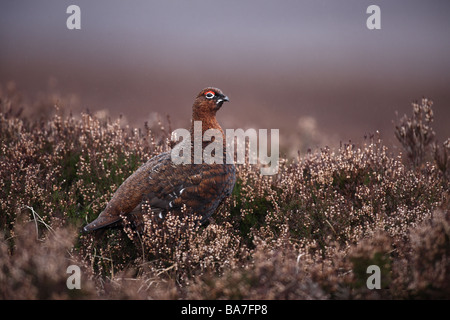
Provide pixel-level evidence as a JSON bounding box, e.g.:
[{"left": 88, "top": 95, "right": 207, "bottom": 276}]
[{"left": 1, "top": 0, "right": 449, "bottom": 150}]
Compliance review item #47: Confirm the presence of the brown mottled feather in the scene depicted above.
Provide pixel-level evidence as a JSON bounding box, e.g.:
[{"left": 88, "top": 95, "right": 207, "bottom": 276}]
[{"left": 83, "top": 87, "right": 236, "bottom": 232}]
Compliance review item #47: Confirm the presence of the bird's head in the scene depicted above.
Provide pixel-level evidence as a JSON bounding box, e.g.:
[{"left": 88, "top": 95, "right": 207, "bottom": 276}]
[{"left": 193, "top": 87, "right": 230, "bottom": 116}]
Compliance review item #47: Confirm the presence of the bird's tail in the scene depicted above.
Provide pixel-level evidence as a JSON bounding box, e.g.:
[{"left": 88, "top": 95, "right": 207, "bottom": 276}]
[{"left": 83, "top": 214, "right": 122, "bottom": 232}]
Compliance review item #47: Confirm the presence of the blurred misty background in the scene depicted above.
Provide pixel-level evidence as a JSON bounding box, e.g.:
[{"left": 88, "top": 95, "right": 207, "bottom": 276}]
[{"left": 1, "top": 0, "right": 449, "bottom": 155}]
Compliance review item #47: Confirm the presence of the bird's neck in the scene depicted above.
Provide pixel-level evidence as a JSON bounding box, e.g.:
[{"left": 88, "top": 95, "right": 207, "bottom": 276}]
[
  {"left": 190, "top": 110, "right": 224, "bottom": 137},
  {"left": 190, "top": 111, "right": 227, "bottom": 150}
]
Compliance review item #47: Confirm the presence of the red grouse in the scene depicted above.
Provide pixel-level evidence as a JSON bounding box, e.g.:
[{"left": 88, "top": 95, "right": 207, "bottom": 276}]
[{"left": 83, "top": 87, "right": 236, "bottom": 232}]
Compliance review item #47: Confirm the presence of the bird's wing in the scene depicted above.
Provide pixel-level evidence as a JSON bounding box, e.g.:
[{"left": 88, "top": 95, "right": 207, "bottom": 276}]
[
  {"left": 147, "top": 159, "right": 235, "bottom": 221},
  {"left": 121, "top": 161, "right": 236, "bottom": 230},
  {"left": 84, "top": 151, "right": 236, "bottom": 232},
  {"left": 144, "top": 161, "right": 236, "bottom": 222}
]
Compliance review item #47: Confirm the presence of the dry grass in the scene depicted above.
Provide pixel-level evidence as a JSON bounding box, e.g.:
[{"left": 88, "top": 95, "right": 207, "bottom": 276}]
[{"left": 0, "top": 85, "right": 449, "bottom": 299}]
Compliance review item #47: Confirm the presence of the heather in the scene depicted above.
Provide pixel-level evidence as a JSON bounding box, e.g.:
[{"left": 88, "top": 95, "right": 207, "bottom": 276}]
[{"left": 0, "top": 88, "right": 449, "bottom": 299}]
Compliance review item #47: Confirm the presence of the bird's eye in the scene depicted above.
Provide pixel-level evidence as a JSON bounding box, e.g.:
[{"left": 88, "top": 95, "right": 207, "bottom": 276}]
[{"left": 205, "top": 91, "right": 215, "bottom": 99}]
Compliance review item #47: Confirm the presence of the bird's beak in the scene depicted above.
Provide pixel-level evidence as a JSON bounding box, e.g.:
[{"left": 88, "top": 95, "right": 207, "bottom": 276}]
[{"left": 215, "top": 95, "right": 229, "bottom": 110}]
